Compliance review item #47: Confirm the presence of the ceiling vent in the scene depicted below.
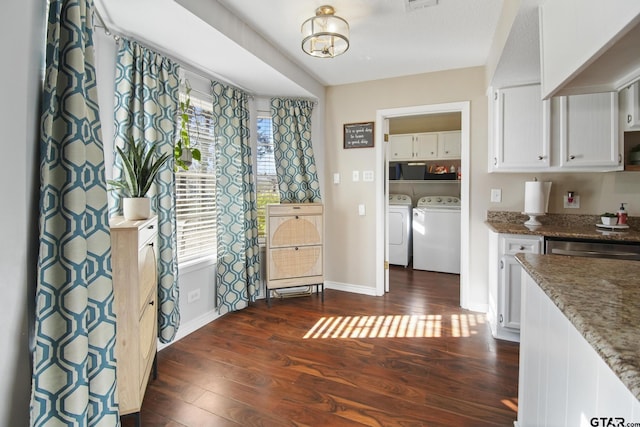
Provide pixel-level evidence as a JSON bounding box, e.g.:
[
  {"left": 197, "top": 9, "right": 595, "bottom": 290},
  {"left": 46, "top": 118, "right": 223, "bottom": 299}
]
[{"left": 405, "top": 0, "right": 438, "bottom": 12}]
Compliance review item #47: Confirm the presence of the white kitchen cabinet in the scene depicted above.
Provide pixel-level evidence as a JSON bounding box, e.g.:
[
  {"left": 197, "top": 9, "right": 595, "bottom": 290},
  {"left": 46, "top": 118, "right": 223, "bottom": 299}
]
[
  {"left": 438, "top": 131, "right": 461, "bottom": 159},
  {"left": 389, "top": 133, "right": 437, "bottom": 160},
  {"left": 488, "top": 232, "right": 542, "bottom": 342},
  {"left": 489, "top": 84, "right": 622, "bottom": 172},
  {"left": 389, "top": 131, "right": 460, "bottom": 161},
  {"left": 490, "top": 84, "right": 551, "bottom": 172},
  {"left": 518, "top": 272, "right": 640, "bottom": 426},
  {"left": 622, "top": 80, "right": 640, "bottom": 131},
  {"left": 557, "top": 92, "right": 621, "bottom": 169}
]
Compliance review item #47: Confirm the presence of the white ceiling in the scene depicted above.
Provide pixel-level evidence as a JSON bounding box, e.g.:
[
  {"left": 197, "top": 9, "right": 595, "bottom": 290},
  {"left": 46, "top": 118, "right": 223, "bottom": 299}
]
[{"left": 95, "top": 0, "right": 514, "bottom": 97}]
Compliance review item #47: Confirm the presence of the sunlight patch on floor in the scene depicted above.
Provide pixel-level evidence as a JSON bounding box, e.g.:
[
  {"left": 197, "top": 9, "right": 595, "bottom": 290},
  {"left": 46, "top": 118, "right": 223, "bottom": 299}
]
[
  {"left": 303, "top": 314, "right": 486, "bottom": 339},
  {"left": 501, "top": 397, "right": 518, "bottom": 413}
]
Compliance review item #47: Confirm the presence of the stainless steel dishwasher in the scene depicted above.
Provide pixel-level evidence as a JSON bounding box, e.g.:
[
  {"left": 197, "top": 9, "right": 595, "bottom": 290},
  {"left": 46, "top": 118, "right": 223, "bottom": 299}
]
[{"left": 545, "top": 237, "right": 640, "bottom": 261}]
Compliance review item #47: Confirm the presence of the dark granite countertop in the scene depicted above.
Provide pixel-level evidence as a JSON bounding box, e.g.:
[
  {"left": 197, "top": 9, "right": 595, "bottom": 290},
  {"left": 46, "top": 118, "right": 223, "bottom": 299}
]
[
  {"left": 516, "top": 253, "right": 640, "bottom": 401},
  {"left": 485, "top": 211, "right": 640, "bottom": 242}
]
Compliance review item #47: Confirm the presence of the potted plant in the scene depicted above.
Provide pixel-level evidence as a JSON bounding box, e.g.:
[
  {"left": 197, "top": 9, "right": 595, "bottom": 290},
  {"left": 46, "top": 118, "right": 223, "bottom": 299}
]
[
  {"left": 600, "top": 212, "right": 618, "bottom": 226},
  {"left": 108, "top": 138, "right": 171, "bottom": 220},
  {"left": 174, "top": 80, "right": 201, "bottom": 171}
]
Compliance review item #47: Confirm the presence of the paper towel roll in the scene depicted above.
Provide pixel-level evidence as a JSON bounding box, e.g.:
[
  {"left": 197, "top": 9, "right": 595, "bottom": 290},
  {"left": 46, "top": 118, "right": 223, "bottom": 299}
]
[{"left": 524, "top": 181, "right": 551, "bottom": 214}]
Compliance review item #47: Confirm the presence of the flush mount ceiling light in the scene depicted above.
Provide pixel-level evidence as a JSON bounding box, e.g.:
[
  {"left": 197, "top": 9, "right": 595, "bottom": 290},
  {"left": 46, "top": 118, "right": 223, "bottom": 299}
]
[{"left": 301, "top": 5, "right": 349, "bottom": 58}]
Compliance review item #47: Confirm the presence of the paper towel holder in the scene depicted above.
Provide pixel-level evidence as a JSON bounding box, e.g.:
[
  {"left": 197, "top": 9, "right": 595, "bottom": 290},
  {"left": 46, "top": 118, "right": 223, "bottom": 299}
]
[{"left": 522, "top": 178, "right": 552, "bottom": 227}]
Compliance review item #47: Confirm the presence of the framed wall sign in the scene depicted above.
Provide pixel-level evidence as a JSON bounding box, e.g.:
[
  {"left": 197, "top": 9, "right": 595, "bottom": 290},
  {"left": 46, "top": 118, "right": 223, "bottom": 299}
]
[{"left": 343, "top": 121, "right": 374, "bottom": 149}]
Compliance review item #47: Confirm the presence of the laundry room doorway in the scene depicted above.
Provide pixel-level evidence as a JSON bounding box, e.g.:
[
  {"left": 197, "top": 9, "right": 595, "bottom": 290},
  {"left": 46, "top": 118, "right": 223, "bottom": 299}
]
[{"left": 375, "top": 102, "right": 470, "bottom": 309}]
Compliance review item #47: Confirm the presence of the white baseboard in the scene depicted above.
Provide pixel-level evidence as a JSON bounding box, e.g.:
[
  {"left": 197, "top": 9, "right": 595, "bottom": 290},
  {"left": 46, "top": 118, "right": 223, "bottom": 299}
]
[
  {"left": 324, "top": 281, "right": 378, "bottom": 296},
  {"left": 465, "top": 302, "right": 488, "bottom": 313},
  {"left": 157, "top": 309, "right": 222, "bottom": 351}
]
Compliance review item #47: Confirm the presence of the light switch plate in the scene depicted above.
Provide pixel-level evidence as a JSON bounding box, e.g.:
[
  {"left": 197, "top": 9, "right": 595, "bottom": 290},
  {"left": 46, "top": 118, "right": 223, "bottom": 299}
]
[
  {"left": 490, "top": 188, "right": 502, "bottom": 203},
  {"left": 358, "top": 204, "right": 366, "bottom": 216},
  {"left": 352, "top": 170, "right": 360, "bottom": 182},
  {"left": 333, "top": 173, "right": 340, "bottom": 184}
]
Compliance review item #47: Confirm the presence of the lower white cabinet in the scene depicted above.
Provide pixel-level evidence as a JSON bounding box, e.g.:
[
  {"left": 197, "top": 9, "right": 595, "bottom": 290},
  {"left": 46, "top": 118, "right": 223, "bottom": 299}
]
[
  {"left": 518, "top": 272, "right": 640, "bottom": 426},
  {"left": 488, "top": 232, "right": 542, "bottom": 342}
]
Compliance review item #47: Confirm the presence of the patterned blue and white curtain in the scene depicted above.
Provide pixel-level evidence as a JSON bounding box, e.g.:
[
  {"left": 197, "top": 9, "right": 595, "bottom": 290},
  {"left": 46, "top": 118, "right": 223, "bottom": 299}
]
[
  {"left": 31, "top": 0, "right": 119, "bottom": 425},
  {"left": 270, "top": 98, "right": 322, "bottom": 202},
  {"left": 111, "top": 39, "right": 181, "bottom": 343},
  {"left": 211, "top": 81, "right": 260, "bottom": 313}
]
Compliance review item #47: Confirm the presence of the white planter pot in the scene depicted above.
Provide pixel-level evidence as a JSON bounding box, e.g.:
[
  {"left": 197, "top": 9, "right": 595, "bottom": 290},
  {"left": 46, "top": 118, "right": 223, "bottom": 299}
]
[
  {"left": 123, "top": 197, "right": 151, "bottom": 220},
  {"left": 601, "top": 216, "right": 617, "bottom": 226}
]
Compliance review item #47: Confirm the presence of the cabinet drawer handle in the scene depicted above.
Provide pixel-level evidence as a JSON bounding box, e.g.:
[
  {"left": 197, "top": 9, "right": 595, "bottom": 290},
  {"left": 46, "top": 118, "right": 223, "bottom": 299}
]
[
  {"left": 569, "top": 155, "right": 576, "bottom": 160},
  {"left": 295, "top": 247, "right": 299, "bottom": 251},
  {"left": 295, "top": 215, "right": 299, "bottom": 219},
  {"left": 149, "top": 300, "right": 155, "bottom": 306},
  {"left": 147, "top": 225, "right": 154, "bottom": 230},
  {"left": 148, "top": 242, "right": 154, "bottom": 247},
  {"left": 537, "top": 155, "right": 543, "bottom": 160},
  {"left": 499, "top": 314, "right": 503, "bottom": 324},
  {"left": 493, "top": 157, "right": 497, "bottom": 166},
  {"left": 519, "top": 246, "right": 525, "bottom": 250},
  {"left": 628, "top": 114, "right": 633, "bottom": 124}
]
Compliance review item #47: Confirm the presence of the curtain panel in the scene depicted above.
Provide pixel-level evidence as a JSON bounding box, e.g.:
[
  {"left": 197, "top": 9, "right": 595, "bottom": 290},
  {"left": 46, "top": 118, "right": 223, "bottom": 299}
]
[
  {"left": 31, "top": 0, "right": 119, "bottom": 425},
  {"left": 211, "top": 81, "right": 260, "bottom": 313},
  {"left": 111, "top": 39, "right": 181, "bottom": 343},
  {"left": 270, "top": 98, "right": 322, "bottom": 203}
]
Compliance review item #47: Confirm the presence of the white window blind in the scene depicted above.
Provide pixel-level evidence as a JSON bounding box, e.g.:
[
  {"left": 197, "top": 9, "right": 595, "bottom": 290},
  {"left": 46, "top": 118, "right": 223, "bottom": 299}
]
[
  {"left": 256, "top": 115, "right": 280, "bottom": 239},
  {"left": 175, "top": 94, "right": 217, "bottom": 263}
]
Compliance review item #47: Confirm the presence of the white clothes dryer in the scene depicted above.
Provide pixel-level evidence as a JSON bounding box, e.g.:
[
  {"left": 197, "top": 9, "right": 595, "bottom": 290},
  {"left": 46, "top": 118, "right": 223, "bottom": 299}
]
[
  {"left": 412, "top": 196, "right": 461, "bottom": 274},
  {"left": 388, "top": 194, "right": 413, "bottom": 267}
]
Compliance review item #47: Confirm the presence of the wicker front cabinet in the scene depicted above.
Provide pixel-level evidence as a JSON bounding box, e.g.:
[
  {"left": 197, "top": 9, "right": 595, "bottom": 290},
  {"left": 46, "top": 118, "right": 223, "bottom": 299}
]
[
  {"left": 266, "top": 203, "right": 324, "bottom": 305},
  {"left": 109, "top": 216, "right": 158, "bottom": 425}
]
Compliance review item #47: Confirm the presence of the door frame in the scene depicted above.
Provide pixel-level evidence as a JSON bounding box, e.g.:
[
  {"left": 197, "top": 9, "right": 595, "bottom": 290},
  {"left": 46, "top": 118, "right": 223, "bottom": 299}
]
[{"left": 375, "top": 101, "right": 471, "bottom": 308}]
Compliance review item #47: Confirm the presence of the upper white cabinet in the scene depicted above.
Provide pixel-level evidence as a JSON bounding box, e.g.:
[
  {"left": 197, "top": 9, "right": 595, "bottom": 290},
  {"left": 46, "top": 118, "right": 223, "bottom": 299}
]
[
  {"left": 621, "top": 80, "right": 640, "bottom": 131},
  {"left": 557, "top": 92, "right": 620, "bottom": 168},
  {"left": 389, "top": 131, "right": 460, "bottom": 161},
  {"left": 438, "top": 131, "right": 462, "bottom": 159},
  {"left": 490, "top": 84, "right": 550, "bottom": 171},
  {"left": 539, "top": 1, "right": 640, "bottom": 98},
  {"left": 489, "top": 84, "right": 622, "bottom": 172}
]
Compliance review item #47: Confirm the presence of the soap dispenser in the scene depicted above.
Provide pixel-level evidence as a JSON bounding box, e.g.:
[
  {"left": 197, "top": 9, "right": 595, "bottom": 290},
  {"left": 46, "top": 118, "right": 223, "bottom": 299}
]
[{"left": 617, "top": 203, "right": 628, "bottom": 225}]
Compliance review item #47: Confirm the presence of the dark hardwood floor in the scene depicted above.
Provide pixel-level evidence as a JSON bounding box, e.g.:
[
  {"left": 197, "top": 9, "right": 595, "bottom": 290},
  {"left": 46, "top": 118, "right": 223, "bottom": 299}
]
[{"left": 123, "top": 267, "right": 519, "bottom": 426}]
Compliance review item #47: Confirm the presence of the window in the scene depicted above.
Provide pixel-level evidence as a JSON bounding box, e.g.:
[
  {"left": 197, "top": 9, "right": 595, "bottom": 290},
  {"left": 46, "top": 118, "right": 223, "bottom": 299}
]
[
  {"left": 255, "top": 114, "right": 279, "bottom": 239},
  {"left": 175, "top": 93, "right": 217, "bottom": 264}
]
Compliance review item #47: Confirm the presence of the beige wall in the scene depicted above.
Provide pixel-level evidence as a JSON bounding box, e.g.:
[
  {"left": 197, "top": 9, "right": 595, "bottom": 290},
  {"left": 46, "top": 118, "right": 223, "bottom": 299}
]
[
  {"left": 324, "top": 66, "right": 640, "bottom": 310},
  {"left": 324, "top": 66, "right": 491, "bottom": 306}
]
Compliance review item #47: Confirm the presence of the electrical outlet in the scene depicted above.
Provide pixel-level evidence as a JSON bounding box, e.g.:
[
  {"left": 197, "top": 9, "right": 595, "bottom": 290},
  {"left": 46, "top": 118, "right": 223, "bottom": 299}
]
[
  {"left": 564, "top": 195, "right": 580, "bottom": 208},
  {"left": 187, "top": 289, "right": 201, "bottom": 303},
  {"left": 490, "top": 188, "right": 502, "bottom": 203},
  {"left": 352, "top": 170, "right": 360, "bottom": 182}
]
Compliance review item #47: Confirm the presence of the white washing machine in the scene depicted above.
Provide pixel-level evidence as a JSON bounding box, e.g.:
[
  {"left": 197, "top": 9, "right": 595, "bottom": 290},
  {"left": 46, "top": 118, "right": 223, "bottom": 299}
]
[
  {"left": 412, "top": 196, "right": 461, "bottom": 274},
  {"left": 388, "top": 194, "right": 413, "bottom": 267}
]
